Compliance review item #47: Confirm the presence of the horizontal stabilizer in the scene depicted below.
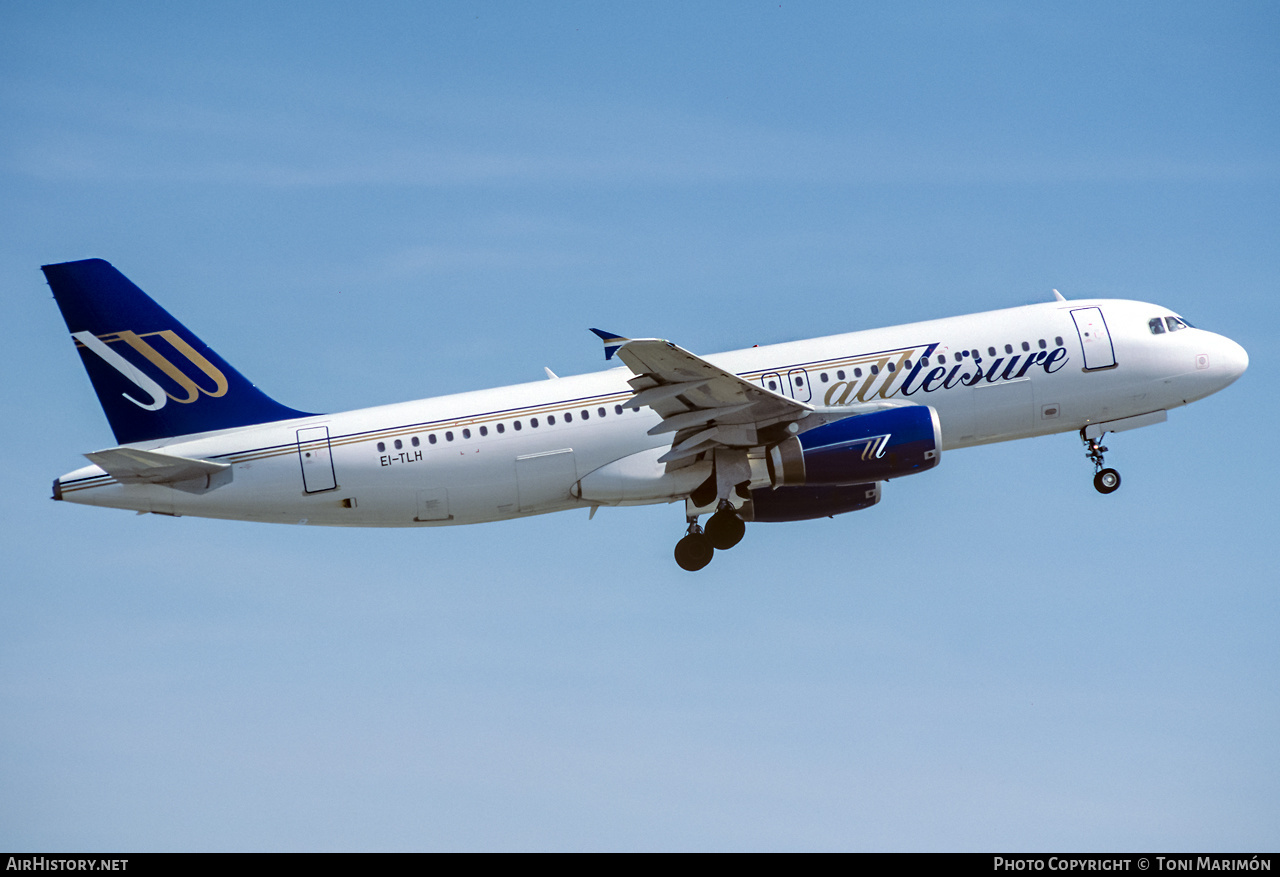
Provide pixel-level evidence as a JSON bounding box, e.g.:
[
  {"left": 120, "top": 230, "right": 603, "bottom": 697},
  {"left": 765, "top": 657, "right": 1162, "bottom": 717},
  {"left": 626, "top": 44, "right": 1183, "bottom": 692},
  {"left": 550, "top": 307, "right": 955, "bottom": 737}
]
[{"left": 85, "top": 447, "right": 232, "bottom": 494}]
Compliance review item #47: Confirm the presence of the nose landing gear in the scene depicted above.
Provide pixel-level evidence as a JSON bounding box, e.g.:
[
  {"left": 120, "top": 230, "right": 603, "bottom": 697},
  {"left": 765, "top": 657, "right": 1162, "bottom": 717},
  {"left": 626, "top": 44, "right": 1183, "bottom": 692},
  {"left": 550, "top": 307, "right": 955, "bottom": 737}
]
[
  {"left": 1094, "top": 468, "right": 1121, "bottom": 493},
  {"left": 1082, "top": 429, "right": 1122, "bottom": 494}
]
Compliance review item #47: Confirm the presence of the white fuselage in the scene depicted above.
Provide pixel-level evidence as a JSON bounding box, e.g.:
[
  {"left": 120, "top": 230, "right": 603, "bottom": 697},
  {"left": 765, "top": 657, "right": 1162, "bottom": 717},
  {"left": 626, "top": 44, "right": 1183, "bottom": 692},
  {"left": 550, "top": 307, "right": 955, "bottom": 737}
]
[{"left": 55, "top": 298, "right": 1248, "bottom": 526}]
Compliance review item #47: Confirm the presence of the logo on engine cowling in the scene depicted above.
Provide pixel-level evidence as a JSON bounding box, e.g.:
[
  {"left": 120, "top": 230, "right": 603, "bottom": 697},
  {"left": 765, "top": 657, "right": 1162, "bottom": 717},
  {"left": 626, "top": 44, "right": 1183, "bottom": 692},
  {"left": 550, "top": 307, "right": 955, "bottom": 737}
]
[{"left": 860, "top": 433, "right": 890, "bottom": 460}]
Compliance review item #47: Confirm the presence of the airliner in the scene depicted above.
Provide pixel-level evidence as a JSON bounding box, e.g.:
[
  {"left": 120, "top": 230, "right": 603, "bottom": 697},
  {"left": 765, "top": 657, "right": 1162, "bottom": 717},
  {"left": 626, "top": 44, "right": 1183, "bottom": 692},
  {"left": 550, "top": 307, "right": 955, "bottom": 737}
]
[{"left": 44, "top": 259, "right": 1248, "bottom": 570}]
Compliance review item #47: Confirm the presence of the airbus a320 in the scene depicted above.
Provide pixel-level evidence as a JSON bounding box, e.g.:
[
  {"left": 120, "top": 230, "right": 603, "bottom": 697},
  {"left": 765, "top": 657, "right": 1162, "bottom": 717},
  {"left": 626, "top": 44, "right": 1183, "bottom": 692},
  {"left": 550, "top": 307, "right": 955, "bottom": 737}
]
[{"left": 44, "top": 259, "right": 1248, "bottom": 570}]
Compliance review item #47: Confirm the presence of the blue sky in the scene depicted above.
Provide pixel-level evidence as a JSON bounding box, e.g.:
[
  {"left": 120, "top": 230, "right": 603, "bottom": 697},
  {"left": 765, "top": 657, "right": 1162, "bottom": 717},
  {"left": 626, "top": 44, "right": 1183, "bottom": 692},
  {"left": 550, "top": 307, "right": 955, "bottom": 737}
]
[{"left": 2, "top": 1, "right": 1277, "bottom": 851}]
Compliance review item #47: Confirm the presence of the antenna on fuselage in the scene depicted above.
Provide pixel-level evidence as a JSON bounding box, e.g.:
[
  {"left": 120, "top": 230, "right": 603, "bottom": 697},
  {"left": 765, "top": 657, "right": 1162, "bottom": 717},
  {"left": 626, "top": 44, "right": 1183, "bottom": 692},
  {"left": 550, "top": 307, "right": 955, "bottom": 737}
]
[{"left": 1052, "top": 289, "right": 1066, "bottom": 302}]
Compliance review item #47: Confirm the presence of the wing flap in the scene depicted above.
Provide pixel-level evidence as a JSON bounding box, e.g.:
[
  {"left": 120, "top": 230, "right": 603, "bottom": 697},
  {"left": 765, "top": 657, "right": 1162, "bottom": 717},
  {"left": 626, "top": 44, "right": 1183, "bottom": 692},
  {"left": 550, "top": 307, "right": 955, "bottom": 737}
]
[
  {"left": 600, "top": 335, "right": 813, "bottom": 465},
  {"left": 619, "top": 339, "right": 809, "bottom": 420}
]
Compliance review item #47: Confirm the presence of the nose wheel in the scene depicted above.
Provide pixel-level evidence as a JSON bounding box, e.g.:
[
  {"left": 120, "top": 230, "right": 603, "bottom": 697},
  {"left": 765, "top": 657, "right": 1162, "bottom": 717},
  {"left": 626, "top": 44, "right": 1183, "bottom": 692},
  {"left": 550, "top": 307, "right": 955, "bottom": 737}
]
[
  {"left": 1082, "top": 429, "right": 1122, "bottom": 494},
  {"left": 1093, "top": 468, "right": 1121, "bottom": 493}
]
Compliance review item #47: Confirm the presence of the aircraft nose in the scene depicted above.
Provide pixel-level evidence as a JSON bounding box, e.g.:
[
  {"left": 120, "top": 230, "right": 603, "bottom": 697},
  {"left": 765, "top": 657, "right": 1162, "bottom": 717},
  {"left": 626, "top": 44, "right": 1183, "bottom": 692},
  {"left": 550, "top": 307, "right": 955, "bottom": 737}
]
[
  {"left": 1211, "top": 335, "right": 1249, "bottom": 386},
  {"left": 1222, "top": 336, "right": 1248, "bottom": 380}
]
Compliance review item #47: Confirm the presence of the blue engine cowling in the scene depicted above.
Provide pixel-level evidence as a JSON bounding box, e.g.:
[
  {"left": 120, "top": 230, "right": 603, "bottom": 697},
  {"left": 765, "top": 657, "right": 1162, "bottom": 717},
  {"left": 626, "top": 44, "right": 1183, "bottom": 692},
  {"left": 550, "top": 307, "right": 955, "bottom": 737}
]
[
  {"left": 766, "top": 405, "right": 941, "bottom": 487},
  {"left": 747, "top": 482, "right": 881, "bottom": 522}
]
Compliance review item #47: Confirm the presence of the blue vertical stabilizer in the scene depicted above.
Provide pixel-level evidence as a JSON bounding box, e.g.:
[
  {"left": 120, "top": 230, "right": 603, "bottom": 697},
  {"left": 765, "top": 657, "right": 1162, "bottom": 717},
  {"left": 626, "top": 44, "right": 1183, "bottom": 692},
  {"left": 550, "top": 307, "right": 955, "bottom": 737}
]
[{"left": 43, "top": 259, "right": 315, "bottom": 444}]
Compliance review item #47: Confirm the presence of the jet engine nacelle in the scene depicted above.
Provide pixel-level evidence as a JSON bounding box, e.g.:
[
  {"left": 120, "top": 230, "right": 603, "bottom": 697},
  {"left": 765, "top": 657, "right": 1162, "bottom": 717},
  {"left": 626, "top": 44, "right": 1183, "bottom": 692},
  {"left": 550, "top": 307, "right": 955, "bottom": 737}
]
[
  {"left": 747, "top": 482, "right": 881, "bottom": 522},
  {"left": 767, "top": 405, "right": 941, "bottom": 487}
]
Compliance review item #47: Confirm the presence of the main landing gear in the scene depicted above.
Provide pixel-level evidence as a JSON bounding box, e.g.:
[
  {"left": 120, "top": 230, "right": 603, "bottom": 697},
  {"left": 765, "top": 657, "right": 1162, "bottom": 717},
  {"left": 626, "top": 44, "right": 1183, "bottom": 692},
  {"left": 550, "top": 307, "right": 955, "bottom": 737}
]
[
  {"left": 705, "top": 501, "right": 746, "bottom": 549},
  {"left": 674, "top": 501, "right": 747, "bottom": 571},
  {"left": 675, "top": 451, "right": 752, "bottom": 571},
  {"left": 674, "top": 518, "right": 714, "bottom": 571},
  {"left": 1082, "top": 429, "right": 1121, "bottom": 495}
]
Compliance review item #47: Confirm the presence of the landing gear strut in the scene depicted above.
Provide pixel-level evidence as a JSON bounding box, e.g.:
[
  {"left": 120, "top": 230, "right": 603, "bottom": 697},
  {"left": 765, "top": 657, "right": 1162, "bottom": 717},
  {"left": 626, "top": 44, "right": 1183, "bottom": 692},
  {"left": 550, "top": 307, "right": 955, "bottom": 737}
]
[
  {"left": 1082, "top": 429, "right": 1121, "bottom": 495},
  {"left": 675, "top": 452, "right": 752, "bottom": 570},
  {"left": 674, "top": 518, "right": 714, "bottom": 571}
]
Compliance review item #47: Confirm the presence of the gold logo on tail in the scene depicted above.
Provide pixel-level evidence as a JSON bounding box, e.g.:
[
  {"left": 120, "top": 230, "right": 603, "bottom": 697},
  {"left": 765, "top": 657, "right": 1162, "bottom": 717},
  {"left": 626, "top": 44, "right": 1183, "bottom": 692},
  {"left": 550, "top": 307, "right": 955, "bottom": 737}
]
[{"left": 74, "top": 329, "right": 229, "bottom": 410}]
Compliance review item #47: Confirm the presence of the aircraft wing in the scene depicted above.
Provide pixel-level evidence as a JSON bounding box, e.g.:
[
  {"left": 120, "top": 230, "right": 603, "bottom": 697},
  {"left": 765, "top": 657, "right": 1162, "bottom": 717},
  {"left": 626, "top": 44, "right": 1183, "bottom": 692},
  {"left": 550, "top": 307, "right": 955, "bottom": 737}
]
[
  {"left": 85, "top": 447, "right": 232, "bottom": 493},
  {"left": 592, "top": 330, "right": 813, "bottom": 464}
]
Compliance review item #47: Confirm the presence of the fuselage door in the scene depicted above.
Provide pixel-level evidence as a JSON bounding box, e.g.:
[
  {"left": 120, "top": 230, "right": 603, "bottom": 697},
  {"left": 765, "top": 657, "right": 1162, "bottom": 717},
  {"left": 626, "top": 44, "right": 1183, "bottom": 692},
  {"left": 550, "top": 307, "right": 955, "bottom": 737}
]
[
  {"left": 761, "top": 368, "right": 813, "bottom": 401},
  {"left": 297, "top": 426, "right": 337, "bottom": 493},
  {"left": 1071, "top": 307, "right": 1117, "bottom": 371},
  {"left": 761, "top": 372, "right": 784, "bottom": 395},
  {"left": 787, "top": 368, "right": 813, "bottom": 402}
]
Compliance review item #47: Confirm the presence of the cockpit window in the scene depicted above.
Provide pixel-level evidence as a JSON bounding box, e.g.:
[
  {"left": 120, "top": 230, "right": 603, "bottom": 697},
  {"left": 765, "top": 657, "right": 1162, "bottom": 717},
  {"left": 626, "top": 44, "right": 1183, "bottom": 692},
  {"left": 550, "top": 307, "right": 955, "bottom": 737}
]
[{"left": 1152, "top": 315, "right": 1195, "bottom": 334}]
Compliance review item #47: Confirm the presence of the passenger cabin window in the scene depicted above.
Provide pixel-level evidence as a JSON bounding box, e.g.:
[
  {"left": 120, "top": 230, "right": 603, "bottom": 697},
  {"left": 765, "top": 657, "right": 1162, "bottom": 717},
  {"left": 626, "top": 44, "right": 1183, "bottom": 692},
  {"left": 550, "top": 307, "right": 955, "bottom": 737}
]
[
  {"left": 479, "top": 426, "right": 488, "bottom": 436},
  {"left": 394, "top": 439, "right": 402, "bottom": 450},
  {"left": 446, "top": 431, "right": 454, "bottom": 441},
  {"left": 411, "top": 436, "right": 420, "bottom": 447},
  {"left": 429, "top": 434, "right": 438, "bottom": 444},
  {"left": 462, "top": 428, "right": 470, "bottom": 439},
  {"left": 376, "top": 442, "right": 385, "bottom": 452},
  {"left": 598, "top": 407, "right": 606, "bottom": 417},
  {"left": 614, "top": 405, "right": 624, "bottom": 415},
  {"left": 496, "top": 423, "right": 505, "bottom": 434},
  {"left": 1005, "top": 344, "right": 1013, "bottom": 354}
]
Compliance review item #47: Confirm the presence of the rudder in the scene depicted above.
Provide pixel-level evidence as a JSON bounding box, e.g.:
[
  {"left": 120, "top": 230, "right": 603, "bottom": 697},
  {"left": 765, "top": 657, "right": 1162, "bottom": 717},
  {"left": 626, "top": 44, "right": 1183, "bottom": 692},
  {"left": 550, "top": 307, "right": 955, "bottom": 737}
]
[{"left": 43, "top": 259, "right": 314, "bottom": 443}]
